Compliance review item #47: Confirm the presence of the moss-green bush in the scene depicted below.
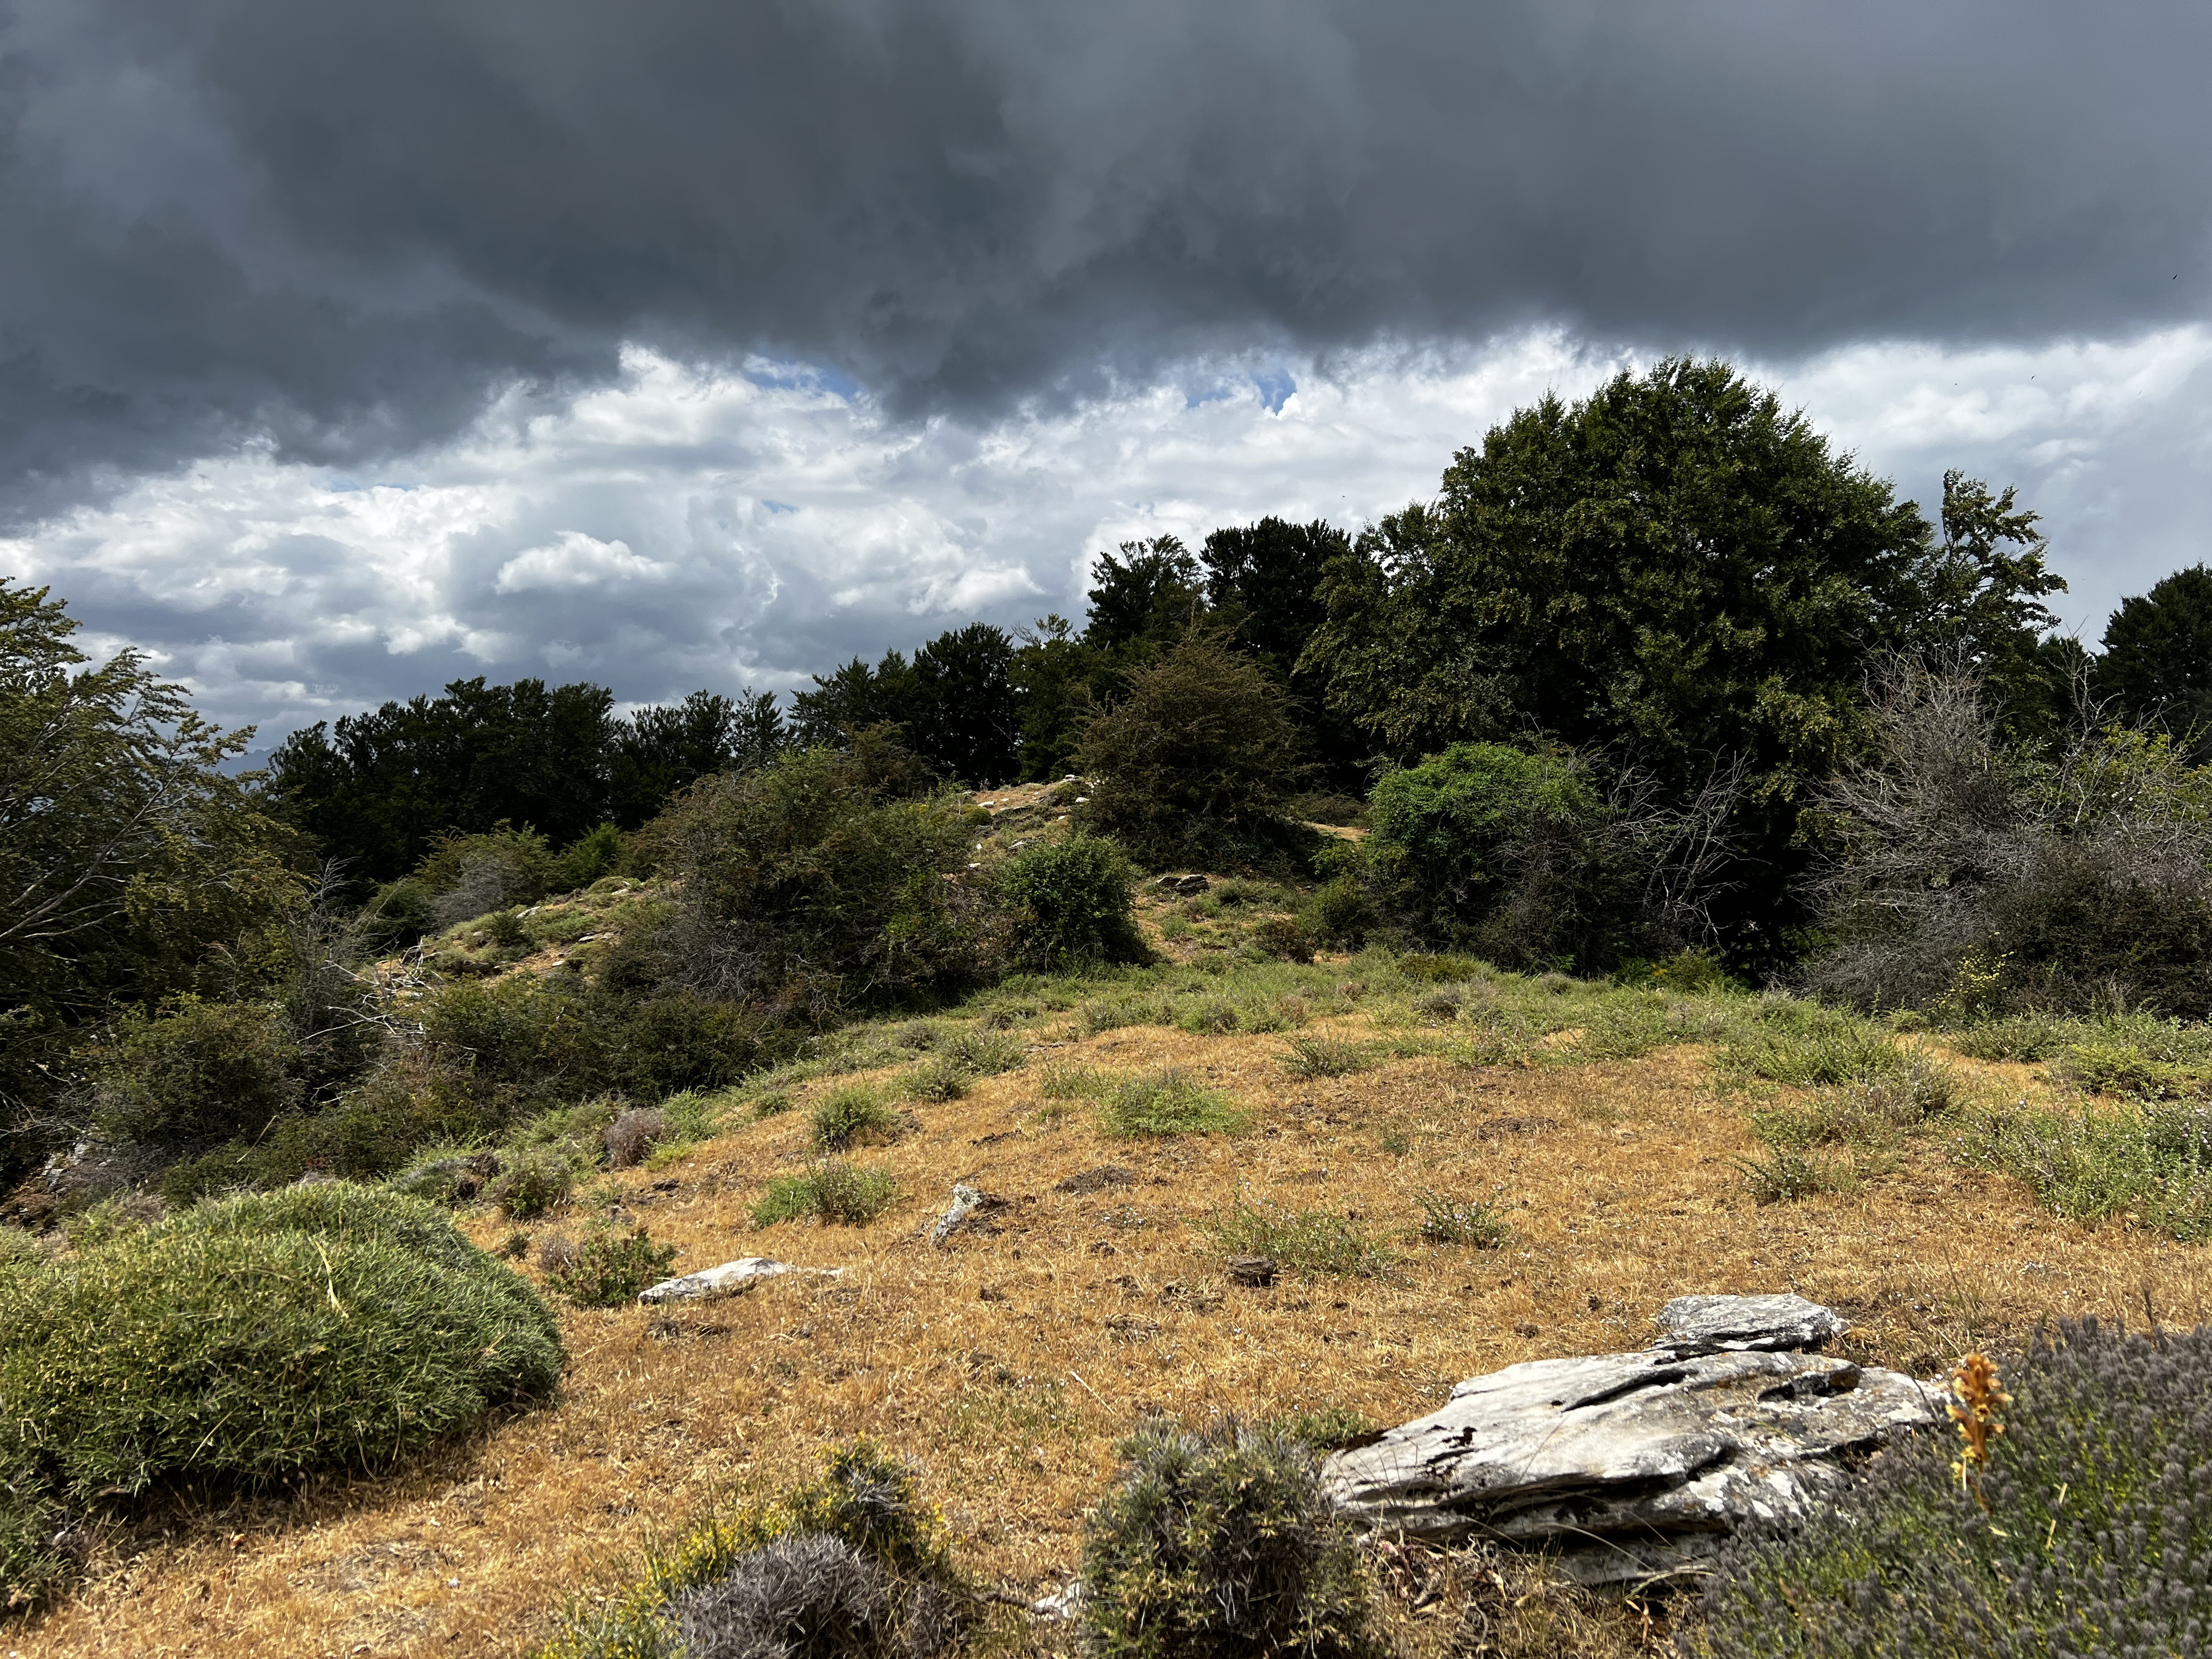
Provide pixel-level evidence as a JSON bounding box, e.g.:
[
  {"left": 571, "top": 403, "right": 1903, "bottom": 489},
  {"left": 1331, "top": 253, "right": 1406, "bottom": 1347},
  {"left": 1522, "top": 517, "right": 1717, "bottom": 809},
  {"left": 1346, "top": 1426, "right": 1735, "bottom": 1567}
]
[
  {"left": 0, "top": 1185, "right": 560, "bottom": 1613},
  {"left": 751, "top": 1162, "right": 900, "bottom": 1229},
  {"left": 997, "top": 833, "right": 1145, "bottom": 968},
  {"left": 1705, "top": 1319, "right": 2212, "bottom": 1657},
  {"left": 1081, "top": 1420, "right": 1375, "bottom": 1659},
  {"left": 1097, "top": 1070, "right": 1245, "bottom": 1136},
  {"left": 811, "top": 1087, "right": 904, "bottom": 1151},
  {"left": 88, "top": 999, "right": 300, "bottom": 1145}
]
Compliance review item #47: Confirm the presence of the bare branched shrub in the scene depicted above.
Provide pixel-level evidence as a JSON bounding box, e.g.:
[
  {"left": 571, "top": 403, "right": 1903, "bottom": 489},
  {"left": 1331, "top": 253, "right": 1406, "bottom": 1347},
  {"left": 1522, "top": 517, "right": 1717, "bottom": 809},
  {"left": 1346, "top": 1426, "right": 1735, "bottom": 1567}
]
[
  {"left": 675, "top": 1532, "right": 894, "bottom": 1659},
  {"left": 1807, "top": 659, "right": 2212, "bottom": 1016},
  {"left": 602, "top": 1107, "right": 668, "bottom": 1170}
]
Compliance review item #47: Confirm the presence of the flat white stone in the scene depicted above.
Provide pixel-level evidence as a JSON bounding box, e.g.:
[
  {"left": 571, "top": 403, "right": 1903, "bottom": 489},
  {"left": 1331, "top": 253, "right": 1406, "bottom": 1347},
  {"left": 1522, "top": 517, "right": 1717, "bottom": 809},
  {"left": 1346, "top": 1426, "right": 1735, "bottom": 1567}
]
[{"left": 637, "top": 1256, "right": 841, "bottom": 1305}]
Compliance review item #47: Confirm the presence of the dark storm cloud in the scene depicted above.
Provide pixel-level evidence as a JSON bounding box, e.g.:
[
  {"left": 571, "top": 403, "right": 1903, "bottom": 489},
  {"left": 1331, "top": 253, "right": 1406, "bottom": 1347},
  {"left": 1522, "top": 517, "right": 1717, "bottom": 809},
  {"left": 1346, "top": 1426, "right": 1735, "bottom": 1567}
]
[{"left": 3, "top": 0, "right": 2209, "bottom": 517}]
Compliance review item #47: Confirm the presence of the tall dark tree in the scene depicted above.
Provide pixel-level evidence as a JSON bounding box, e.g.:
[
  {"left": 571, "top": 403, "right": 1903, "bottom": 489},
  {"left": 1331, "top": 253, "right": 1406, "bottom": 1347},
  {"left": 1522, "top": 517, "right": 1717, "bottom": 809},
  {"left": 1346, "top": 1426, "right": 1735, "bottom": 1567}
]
[
  {"left": 267, "top": 677, "right": 617, "bottom": 881},
  {"left": 1201, "top": 516, "right": 1365, "bottom": 786},
  {"left": 790, "top": 651, "right": 919, "bottom": 750},
  {"left": 1081, "top": 536, "right": 1206, "bottom": 654},
  {"left": 2098, "top": 564, "right": 2212, "bottom": 740},
  {"left": 1009, "top": 615, "right": 1118, "bottom": 782},
  {"left": 909, "top": 623, "right": 1020, "bottom": 786},
  {"left": 1302, "top": 358, "right": 2065, "bottom": 961},
  {"left": 609, "top": 688, "right": 785, "bottom": 826}
]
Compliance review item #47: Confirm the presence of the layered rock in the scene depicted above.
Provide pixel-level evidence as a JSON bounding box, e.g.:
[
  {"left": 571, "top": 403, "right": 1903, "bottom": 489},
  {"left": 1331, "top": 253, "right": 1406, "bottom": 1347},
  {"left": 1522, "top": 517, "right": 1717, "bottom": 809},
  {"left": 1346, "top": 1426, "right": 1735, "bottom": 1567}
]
[{"left": 1321, "top": 1296, "right": 1937, "bottom": 1583}]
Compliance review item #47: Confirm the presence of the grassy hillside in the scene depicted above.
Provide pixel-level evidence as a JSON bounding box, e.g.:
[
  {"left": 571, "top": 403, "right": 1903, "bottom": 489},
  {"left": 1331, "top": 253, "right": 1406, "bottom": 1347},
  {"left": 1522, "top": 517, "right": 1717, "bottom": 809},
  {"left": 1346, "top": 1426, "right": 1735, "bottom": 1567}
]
[{"left": 13, "top": 849, "right": 2212, "bottom": 1656}]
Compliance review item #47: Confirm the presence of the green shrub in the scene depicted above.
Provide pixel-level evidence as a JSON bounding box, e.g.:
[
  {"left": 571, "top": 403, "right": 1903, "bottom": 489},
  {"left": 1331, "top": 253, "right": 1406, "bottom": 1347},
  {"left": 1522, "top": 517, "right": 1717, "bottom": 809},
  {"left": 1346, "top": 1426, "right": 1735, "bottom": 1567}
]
[
  {"left": 555, "top": 822, "right": 627, "bottom": 891},
  {"left": 1280, "top": 1036, "right": 1371, "bottom": 1078},
  {"left": 415, "top": 825, "right": 563, "bottom": 924},
  {"left": 1301, "top": 871, "right": 1378, "bottom": 951},
  {"left": 650, "top": 743, "right": 986, "bottom": 1011},
  {"left": 1177, "top": 996, "right": 1241, "bottom": 1035},
  {"left": 1203, "top": 1198, "right": 1394, "bottom": 1278},
  {"left": 88, "top": 999, "right": 300, "bottom": 1145},
  {"left": 546, "top": 1225, "right": 679, "bottom": 1307},
  {"left": 1968, "top": 1100, "right": 2212, "bottom": 1239},
  {"left": 491, "top": 1149, "right": 576, "bottom": 1219},
  {"left": 942, "top": 1025, "right": 1025, "bottom": 1076},
  {"left": 1369, "top": 742, "right": 1645, "bottom": 973},
  {"left": 1718, "top": 1003, "right": 1906, "bottom": 1087},
  {"left": 1081, "top": 1420, "right": 1375, "bottom": 1659},
  {"left": 997, "top": 833, "right": 1145, "bottom": 968},
  {"left": 0, "top": 1185, "right": 559, "bottom": 1611},
  {"left": 1704, "top": 1319, "right": 2212, "bottom": 1657},
  {"left": 1261, "top": 1406, "right": 1378, "bottom": 1452},
  {"left": 532, "top": 1441, "right": 958, "bottom": 1659},
  {"left": 751, "top": 1162, "right": 900, "bottom": 1228},
  {"left": 1733, "top": 1144, "right": 1854, "bottom": 1204},
  {"left": 359, "top": 877, "right": 440, "bottom": 953},
  {"left": 1415, "top": 1190, "right": 1512, "bottom": 1248},
  {"left": 812, "top": 1087, "right": 904, "bottom": 1151},
  {"left": 1254, "top": 915, "right": 1313, "bottom": 962},
  {"left": 896, "top": 1056, "right": 972, "bottom": 1103},
  {"left": 1098, "top": 1070, "right": 1246, "bottom": 1137},
  {"left": 1075, "top": 634, "right": 1311, "bottom": 870}
]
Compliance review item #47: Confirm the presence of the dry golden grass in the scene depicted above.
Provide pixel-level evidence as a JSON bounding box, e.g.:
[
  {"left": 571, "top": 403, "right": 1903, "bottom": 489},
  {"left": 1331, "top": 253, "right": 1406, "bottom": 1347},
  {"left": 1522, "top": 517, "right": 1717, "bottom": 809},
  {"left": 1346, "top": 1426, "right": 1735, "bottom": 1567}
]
[{"left": 17, "top": 1005, "right": 2212, "bottom": 1657}]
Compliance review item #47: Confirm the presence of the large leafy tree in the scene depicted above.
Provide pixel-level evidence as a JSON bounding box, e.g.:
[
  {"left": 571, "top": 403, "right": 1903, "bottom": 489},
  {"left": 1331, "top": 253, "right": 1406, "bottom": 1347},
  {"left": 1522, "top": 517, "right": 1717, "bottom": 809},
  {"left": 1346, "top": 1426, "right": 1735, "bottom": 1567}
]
[
  {"left": 2097, "top": 564, "right": 2212, "bottom": 741},
  {"left": 268, "top": 677, "right": 618, "bottom": 881},
  {"left": 1201, "top": 516, "right": 1365, "bottom": 787},
  {"left": 609, "top": 688, "right": 785, "bottom": 826},
  {"left": 1, "top": 582, "right": 301, "bottom": 1173},
  {"left": 792, "top": 624, "right": 1020, "bottom": 785},
  {"left": 1302, "top": 359, "right": 2064, "bottom": 956}
]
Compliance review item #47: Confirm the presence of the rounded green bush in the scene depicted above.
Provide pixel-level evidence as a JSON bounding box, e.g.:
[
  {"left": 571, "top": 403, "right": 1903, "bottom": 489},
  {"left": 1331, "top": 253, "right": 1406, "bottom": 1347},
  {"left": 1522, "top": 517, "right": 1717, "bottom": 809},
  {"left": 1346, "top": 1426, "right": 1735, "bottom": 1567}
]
[
  {"left": 997, "top": 833, "right": 1145, "bottom": 968},
  {"left": 0, "top": 1184, "right": 561, "bottom": 1611}
]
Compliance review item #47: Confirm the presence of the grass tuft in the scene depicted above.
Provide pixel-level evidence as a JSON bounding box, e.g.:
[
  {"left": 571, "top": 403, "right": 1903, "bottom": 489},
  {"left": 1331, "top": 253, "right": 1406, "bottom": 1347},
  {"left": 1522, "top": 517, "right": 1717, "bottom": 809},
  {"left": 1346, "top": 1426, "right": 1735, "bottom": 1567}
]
[
  {"left": 1280, "top": 1035, "right": 1372, "bottom": 1079},
  {"left": 1097, "top": 1070, "right": 1246, "bottom": 1137},
  {"left": 750, "top": 1161, "right": 901, "bottom": 1228},
  {"left": 1203, "top": 1196, "right": 1394, "bottom": 1277}
]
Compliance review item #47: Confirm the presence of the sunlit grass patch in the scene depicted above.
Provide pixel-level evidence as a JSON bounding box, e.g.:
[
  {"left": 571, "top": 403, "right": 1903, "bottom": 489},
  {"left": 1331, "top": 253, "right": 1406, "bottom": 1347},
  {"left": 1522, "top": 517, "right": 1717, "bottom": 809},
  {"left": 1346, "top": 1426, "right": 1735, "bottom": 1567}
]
[
  {"left": 1097, "top": 1069, "right": 1246, "bottom": 1136},
  {"left": 1201, "top": 1195, "right": 1394, "bottom": 1277},
  {"left": 750, "top": 1161, "right": 900, "bottom": 1228}
]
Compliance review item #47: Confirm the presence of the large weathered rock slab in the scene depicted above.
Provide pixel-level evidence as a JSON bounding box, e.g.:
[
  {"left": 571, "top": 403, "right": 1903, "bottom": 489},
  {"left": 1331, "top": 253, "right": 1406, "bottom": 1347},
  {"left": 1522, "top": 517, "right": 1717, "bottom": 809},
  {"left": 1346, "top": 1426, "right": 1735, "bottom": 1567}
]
[{"left": 1321, "top": 1344, "right": 1936, "bottom": 1584}]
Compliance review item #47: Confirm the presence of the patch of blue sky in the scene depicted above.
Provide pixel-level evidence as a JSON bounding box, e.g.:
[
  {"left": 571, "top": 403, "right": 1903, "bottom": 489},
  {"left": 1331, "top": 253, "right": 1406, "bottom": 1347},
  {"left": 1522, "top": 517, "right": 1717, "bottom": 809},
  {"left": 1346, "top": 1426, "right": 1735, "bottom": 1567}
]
[{"left": 743, "top": 356, "right": 862, "bottom": 399}]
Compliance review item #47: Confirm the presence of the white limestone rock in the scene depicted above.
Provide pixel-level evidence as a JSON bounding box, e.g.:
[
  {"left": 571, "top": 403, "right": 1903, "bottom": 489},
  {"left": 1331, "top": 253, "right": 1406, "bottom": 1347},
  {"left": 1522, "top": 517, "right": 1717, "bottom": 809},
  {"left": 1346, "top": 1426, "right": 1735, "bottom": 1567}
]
[
  {"left": 1655, "top": 1292, "right": 1848, "bottom": 1355},
  {"left": 637, "top": 1257, "right": 841, "bottom": 1305},
  {"left": 1320, "top": 1345, "right": 1937, "bottom": 1584}
]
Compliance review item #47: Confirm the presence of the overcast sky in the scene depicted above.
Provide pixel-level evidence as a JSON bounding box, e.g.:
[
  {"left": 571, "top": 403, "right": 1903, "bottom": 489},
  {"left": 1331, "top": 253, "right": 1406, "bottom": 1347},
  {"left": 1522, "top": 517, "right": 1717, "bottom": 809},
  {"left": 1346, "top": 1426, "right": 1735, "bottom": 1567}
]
[{"left": 4, "top": 0, "right": 2209, "bottom": 739}]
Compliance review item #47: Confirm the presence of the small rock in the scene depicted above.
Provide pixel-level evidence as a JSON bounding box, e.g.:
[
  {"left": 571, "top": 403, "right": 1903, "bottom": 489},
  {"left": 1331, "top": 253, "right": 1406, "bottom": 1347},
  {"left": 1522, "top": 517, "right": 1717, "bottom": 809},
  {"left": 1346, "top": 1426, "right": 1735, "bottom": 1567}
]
[
  {"left": 1055, "top": 1166, "right": 1137, "bottom": 1194},
  {"left": 638, "top": 1257, "right": 842, "bottom": 1305},
  {"left": 1033, "top": 1579, "right": 1086, "bottom": 1620},
  {"left": 1653, "top": 1292, "right": 1847, "bottom": 1355},
  {"left": 930, "top": 1182, "right": 1011, "bottom": 1247},
  {"left": 1226, "top": 1255, "right": 1277, "bottom": 1287},
  {"left": 1155, "top": 874, "right": 1209, "bottom": 896}
]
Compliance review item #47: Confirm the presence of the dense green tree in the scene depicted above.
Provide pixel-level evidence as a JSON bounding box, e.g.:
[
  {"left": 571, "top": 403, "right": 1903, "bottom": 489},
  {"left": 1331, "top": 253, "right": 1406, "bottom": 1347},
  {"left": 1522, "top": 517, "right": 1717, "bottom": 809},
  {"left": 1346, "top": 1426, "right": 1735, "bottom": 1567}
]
[
  {"left": 908, "top": 623, "right": 1020, "bottom": 785},
  {"left": 268, "top": 677, "right": 617, "bottom": 881},
  {"left": 792, "top": 624, "right": 1020, "bottom": 785},
  {"left": 1301, "top": 359, "right": 2065, "bottom": 958},
  {"left": 1082, "top": 536, "right": 1207, "bottom": 654},
  {"left": 2097, "top": 564, "right": 2212, "bottom": 740},
  {"left": 609, "top": 688, "right": 784, "bottom": 826},
  {"left": 1008, "top": 615, "right": 1118, "bottom": 781},
  {"left": 1, "top": 581, "right": 301, "bottom": 1176},
  {"left": 1075, "top": 633, "right": 1308, "bottom": 868},
  {"left": 1201, "top": 516, "right": 1366, "bottom": 786}
]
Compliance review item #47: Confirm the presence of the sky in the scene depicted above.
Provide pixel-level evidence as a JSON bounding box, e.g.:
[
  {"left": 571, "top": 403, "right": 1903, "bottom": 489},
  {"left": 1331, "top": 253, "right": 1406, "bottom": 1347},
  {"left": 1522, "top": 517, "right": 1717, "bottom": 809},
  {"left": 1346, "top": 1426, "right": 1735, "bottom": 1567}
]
[{"left": 3, "top": 0, "right": 2210, "bottom": 740}]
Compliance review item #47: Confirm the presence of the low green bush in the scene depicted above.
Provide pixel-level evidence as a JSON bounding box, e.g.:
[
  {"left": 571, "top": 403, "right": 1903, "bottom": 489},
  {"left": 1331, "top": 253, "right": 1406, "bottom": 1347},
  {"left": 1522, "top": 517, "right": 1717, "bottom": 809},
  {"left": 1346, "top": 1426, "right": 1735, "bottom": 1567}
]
[
  {"left": 88, "top": 999, "right": 299, "bottom": 1145},
  {"left": 1097, "top": 1070, "right": 1246, "bottom": 1137},
  {"left": 811, "top": 1087, "right": 904, "bottom": 1151},
  {"left": 751, "top": 1162, "right": 900, "bottom": 1228},
  {"left": 1704, "top": 1319, "right": 2212, "bottom": 1657},
  {"left": 491, "top": 1149, "right": 576, "bottom": 1219},
  {"left": 1966, "top": 1099, "right": 2212, "bottom": 1240},
  {"left": 1415, "top": 1190, "right": 1512, "bottom": 1249},
  {"left": 546, "top": 1225, "right": 678, "bottom": 1307},
  {"left": 532, "top": 1442, "right": 959, "bottom": 1659},
  {"left": 0, "top": 1185, "right": 560, "bottom": 1613},
  {"left": 1280, "top": 1036, "right": 1371, "bottom": 1078},
  {"left": 1081, "top": 1420, "right": 1375, "bottom": 1659},
  {"left": 1203, "top": 1198, "right": 1394, "bottom": 1278},
  {"left": 997, "top": 833, "right": 1146, "bottom": 968}
]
